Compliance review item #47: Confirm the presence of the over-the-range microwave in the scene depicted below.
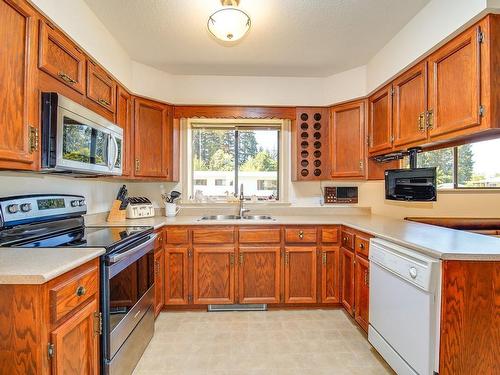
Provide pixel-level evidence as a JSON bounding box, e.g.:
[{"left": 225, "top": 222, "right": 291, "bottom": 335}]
[{"left": 41, "top": 92, "right": 123, "bottom": 175}]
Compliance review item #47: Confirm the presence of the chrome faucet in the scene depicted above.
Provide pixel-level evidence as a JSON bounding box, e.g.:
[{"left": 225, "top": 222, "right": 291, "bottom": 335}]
[{"left": 239, "top": 183, "right": 250, "bottom": 218}]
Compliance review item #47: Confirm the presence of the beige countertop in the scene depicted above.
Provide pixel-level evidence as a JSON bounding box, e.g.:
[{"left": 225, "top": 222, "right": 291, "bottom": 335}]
[
  {"left": 91, "top": 214, "right": 500, "bottom": 261},
  {"left": 0, "top": 247, "right": 105, "bottom": 285}
]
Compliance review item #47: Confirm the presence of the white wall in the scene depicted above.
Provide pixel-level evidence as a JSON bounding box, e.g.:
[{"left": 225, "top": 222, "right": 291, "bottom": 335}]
[{"left": 323, "top": 66, "right": 367, "bottom": 105}]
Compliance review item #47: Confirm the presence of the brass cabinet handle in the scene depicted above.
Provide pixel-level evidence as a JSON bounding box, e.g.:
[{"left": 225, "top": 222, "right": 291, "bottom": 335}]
[
  {"left": 58, "top": 71, "right": 77, "bottom": 84},
  {"left": 76, "top": 286, "right": 86, "bottom": 297},
  {"left": 298, "top": 230, "right": 304, "bottom": 239},
  {"left": 359, "top": 160, "right": 364, "bottom": 171},
  {"left": 322, "top": 252, "right": 327, "bottom": 265},
  {"left": 418, "top": 112, "right": 426, "bottom": 132},
  {"left": 285, "top": 251, "right": 289, "bottom": 265},
  {"left": 230, "top": 253, "right": 235, "bottom": 266},
  {"left": 239, "top": 253, "right": 244, "bottom": 265},
  {"left": 426, "top": 109, "right": 434, "bottom": 130},
  {"left": 364, "top": 269, "right": 369, "bottom": 287},
  {"left": 359, "top": 243, "right": 365, "bottom": 250},
  {"left": 98, "top": 98, "right": 111, "bottom": 106},
  {"left": 135, "top": 159, "right": 140, "bottom": 172}
]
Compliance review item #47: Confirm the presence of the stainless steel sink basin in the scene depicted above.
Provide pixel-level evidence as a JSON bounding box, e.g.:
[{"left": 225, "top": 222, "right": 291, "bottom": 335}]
[{"left": 199, "top": 214, "right": 274, "bottom": 221}]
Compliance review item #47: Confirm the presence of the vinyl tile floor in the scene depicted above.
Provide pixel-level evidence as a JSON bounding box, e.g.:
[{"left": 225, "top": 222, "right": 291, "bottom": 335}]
[{"left": 133, "top": 309, "right": 395, "bottom": 375}]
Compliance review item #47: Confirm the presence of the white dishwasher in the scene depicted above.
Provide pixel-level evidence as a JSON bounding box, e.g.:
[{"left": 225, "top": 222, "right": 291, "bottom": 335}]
[{"left": 368, "top": 238, "right": 441, "bottom": 375}]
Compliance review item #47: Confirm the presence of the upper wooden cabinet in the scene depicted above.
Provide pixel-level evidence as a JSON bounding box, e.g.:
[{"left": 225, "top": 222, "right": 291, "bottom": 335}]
[
  {"left": 116, "top": 86, "right": 133, "bottom": 177},
  {"left": 368, "top": 85, "right": 393, "bottom": 155},
  {"left": 39, "top": 20, "right": 86, "bottom": 94},
  {"left": 86, "top": 60, "right": 116, "bottom": 113},
  {"left": 392, "top": 61, "right": 428, "bottom": 148},
  {"left": 427, "top": 25, "right": 481, "bottom": 140},
  {"left": 133, "top": 97, "right": 171, "bottom": 178},
  {"left": 0, "top": 0, "right": 38, "bottom": 170},
  {"left": 330, "top": 100, "right": 366, "bottom": 179}
]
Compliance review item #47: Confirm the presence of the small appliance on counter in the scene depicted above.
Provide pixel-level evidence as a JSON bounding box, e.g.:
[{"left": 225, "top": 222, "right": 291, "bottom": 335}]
[
  {"left": 126, "top": 197, "right": 155, "bottom": 219},
  {"left": 323, "top": 186, "right": 358, "bottom": 204}
]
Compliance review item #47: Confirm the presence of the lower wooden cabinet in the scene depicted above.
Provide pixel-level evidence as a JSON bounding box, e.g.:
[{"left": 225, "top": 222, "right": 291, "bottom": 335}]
[
  {"left": 154, "top": 247, "right": 164, "bottom": 317},
  {"left": 238, "top": 246, "right": 281, "bottom": 304},
  {"left": 321, "top": 246, "right": 340, "bottom": 303},
  {"left": 193, "top": 246, "right": 235, "bottom": 304},
  {"left": 164, "top": 247, "right": 190, "bottom": 305},
  {"left": 340, "top": 247, "right": 355, "bottom": 315},
  {"left": 354, "top": 254, "right": 370, "bottom": 332},
  {"left": 284, "top": 246, "right": 317, "bottom": 303}
]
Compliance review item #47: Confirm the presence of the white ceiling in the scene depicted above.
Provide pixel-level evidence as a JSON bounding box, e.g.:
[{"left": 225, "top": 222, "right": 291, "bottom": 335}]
[{"left": 84, "top": 0, "right": 430, "bottom": 77}]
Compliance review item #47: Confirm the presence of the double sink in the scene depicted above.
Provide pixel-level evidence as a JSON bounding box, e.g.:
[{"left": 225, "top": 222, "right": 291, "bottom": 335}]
[{"left": 199, "top": 214, "right": 274, "bottom": 221}]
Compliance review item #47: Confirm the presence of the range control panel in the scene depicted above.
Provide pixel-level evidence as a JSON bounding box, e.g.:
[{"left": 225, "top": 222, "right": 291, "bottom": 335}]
[{"left": 324, "top": 186, "right": 358, "bottom": 204}]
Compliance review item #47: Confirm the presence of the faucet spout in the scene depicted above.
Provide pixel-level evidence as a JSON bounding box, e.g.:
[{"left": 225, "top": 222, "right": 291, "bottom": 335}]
[{"left": 239, "top": 183, "right": 249, "bottom": 217}]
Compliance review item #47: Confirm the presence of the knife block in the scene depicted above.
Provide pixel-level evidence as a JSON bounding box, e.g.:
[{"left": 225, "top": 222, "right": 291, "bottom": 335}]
[{"left": 107, "top": 200, "right": 126, "bottom": 222}]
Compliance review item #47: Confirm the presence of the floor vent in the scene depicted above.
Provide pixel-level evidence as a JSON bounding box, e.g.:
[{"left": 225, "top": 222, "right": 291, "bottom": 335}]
[{"left": 207, "top": 304, "right": 267, "bottom": 312}]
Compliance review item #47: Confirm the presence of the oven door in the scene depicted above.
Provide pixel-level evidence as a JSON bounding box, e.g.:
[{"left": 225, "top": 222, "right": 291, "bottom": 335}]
[{"left": 102, "top": 234, "right": 156, "bottom": 374}]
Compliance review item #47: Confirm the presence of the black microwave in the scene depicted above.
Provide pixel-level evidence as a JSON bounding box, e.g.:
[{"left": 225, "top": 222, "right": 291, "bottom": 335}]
[{"left": 385, "top": 168, "right": 437, "bottom": 202}]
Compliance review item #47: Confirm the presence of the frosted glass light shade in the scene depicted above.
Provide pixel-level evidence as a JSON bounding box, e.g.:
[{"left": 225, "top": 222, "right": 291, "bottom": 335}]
[{"left": 207, "top": 8, "right": 251, "bottom": 42}]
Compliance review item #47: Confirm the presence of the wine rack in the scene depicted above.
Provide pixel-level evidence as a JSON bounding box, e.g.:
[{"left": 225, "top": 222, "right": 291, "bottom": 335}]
[{"left": 293, "top": 107, "right": 330, "bottom": 180}]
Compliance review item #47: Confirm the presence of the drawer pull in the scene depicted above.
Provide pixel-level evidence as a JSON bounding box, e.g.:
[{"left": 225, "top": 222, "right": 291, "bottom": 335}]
[
  {"left": 298, "top": 230, "right": 304, "bottom": 239},
  {"left": 58, "top": 71, "right": 77, "bottom": 84},
  {"left": 76, "top": 286, "right": 86, "bottom": 297},
  {"left": 359, "top": 243, "right": 365, "bottom": 249},
  {"left": 322, "top": 252, "right": 327, "bottom": 265},
  {"left": 98, "top": 98, "right": 111, "bottom": 106}
]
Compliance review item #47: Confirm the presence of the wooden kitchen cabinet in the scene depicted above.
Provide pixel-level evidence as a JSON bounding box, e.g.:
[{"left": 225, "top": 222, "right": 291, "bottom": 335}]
[
  {"left": 330, "top": 100, "right": 366, "bottom": 179},
  {"left": 321, "top": 246, "right": 340, "bottom": 303},
  {"left": 368, "top": 85, "right": 393, "bottom": 155},
  {"left": 164, "top": 246, "right": 190, "bottom": 305},
  {"left": 38, "top": 20, "right": 86, "bottom": 94},
  {"left": 193, "top": 246, "right": 235, "bottom": 304},
  {"left": 86, "top": 60, "right": 116, "bottom": 113},
  {"left": 238, "top": 246, "right": 281, "bottom": 304},
  {"left": 340, "top": 246, "right": 355, "bottom": 315},
  {"left": 0, "top": 0, "right": 38, "bottom": 170},
  {"left": 133, "top": 97, "right": 171, "bottom": 178},
  {"left": 354, "top": 254, "right": 370, "bottom": 332},
  {"left": 154, "top": 246, "right": 165, "bottom": 317},
  {"left": 392, "top": 61, "right": 428, "bottom": 148},
  {"left": 116, "top": 85, "right": 134, "bottom": 177},
  {"left": 284, "top": 246, "right": 317, "bottom": 303}
]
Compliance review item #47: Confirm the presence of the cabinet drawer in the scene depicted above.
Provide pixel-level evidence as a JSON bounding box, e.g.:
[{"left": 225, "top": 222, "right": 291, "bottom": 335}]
[
  {"left": 239, "top": 228, "right": 281, "bottom": 244},
  {"left": 192, "top": 228, "right": 235, "bottom": 244},
  {"left": 285, "top": 228, "right": 317, "bottom": 243},
  {"left": 321, "top": 228, "right": 339, "bottom": 243},
  {"left": 166, "top": 228, "right": 189, "bottom": 244},
  {"left": 86, "top": 60, "right": 116, "bottom": 112},
  {"left": 355, "top": 236, "right": 370, "bottom": 258},
  {"left": 341, "top": 231, "right": 354, "bottom": 249},
  {"left": 49, "top": 263, "right": 98, "bottom": 323},
  {"left": 38, "top": 21, "right": 86, "bottom": 94}
]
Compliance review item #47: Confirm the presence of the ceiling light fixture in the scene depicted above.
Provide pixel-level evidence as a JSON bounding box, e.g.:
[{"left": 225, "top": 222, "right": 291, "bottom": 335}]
[{"left": 207, "top": 0, "right": 251, "bottom": 43}]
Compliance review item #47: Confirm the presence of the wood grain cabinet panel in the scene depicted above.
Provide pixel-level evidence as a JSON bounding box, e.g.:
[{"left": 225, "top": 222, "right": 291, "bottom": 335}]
[
  {"left": 284, "top": 246, "right": 317, "bottom": 304},
  {"left": 166, "top": 228, "right": 189, "bottom": 244},
  {"left": 321, "top": 228, "right": 339, "bottom": 244},
  {"left": 39, "top": 20, "right": 86, "bottom": 94},
  {"left": 86, "top": 60, "right": 116, "bottom": 113},
  {"left": 116, "top": 86, "right": 133, "bottom": 176},
  {"left": 321, "top": 246, "right": 340, "bottom": 303},
  {"left": 238, "top": 228, "right": 281, "bottom": 244},
  {"left": 284, "top": 228, "right": 317, "bottom": 243},
  {"left": 164, "top": 247, "right": 189, "bottom": 305},
  {"left": 133, "top": 97, "right": 171, "bottom": 178},
  {"left": 193, "top": 247, "right": 235, "bottom": 304},
  {"left": 340, "top": 247, "right": 355, "bottom": 315},
  {"left": 368, "top": 85, "right": 393, "bottom": 155},
  {"left": 354, "top": 254, "right": 370, "bottom": 332},
  {"left": 0, "top": 0, "right": 38, "bottom": 169},
  {"left": 354, "top": 236, "right": 370, "bottom": 259},
  {"left": 340, "top": 231, "right": 354, "bottom": 250},
  {"left": 428, "top": 26, "right": 482, "bottom": 140},
  {"left": 192, "top": 227, "right": 235, "bottom": 244},
  {"left": 393, "top": 61, "right": 428, "bottom": 148},
  {"left": 154, "top": 248, "right": 164, "bottom": 316},
  {"left": 50, "top": 298, "right": 99, "bottom": 375},
  {"left": 330, "top": 100, "right": 366, "bottom": 179},
  {"left": 238, "top": 247, "right": 281, "bottom": 304}
]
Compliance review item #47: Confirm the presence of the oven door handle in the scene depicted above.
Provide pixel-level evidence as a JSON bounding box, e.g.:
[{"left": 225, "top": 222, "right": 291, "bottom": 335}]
[{"left": 108, "top": 234, "right": 157, "bottom": 264}]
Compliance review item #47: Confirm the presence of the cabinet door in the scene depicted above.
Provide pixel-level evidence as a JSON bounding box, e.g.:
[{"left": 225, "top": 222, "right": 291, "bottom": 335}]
[
  {"left": 393, "top": 61, "right": 428, "bottom": 148},
  {"left": 154, "top": 248, "right": 164, "bottom": 317},
  {"left": 340, "top": 247, "right": 355, "bottom": 316},
  {"left": 428, "top": 26, "right": 481, "bottom": 139},
  {"left": 38, "top": 20, "right": 86, "bottom": 94},
  {"left": 0, "top": 0, "right": 37, "bottom": 169},
  {"left": 193, "top": 247, "right": 235, "bottom": 304},
  {"left": 50, "top": 299, "right": 99, "bottom": 375},
  {"left": 330, "top": 100, "right": 366, "bottom": 178},
  {"left": 86, "top": 60, "right": 116, "bottom": 113},
  {"left": 116, "top": 86, "right": 133, "bottom": 176},
  {"left": 368, "top": 85, "right": 393, "bottom": 155},
  {"left": 238, "top": 247, "right": 280, "bottom": 304},
  {"left": 284, "top": 246, "right": 317, "bottom": 304},
  {"left": 354, "top": 255, "right": 370, "bottom": 333},
  {"left": 134, "top": 97, "right": 170, "bottom": 178},
  {"left": 164, "top": 247, "right": 189, "bottom": 305},
  {"left": 321, "top": 246, "right": 340, "bottom": 303}
]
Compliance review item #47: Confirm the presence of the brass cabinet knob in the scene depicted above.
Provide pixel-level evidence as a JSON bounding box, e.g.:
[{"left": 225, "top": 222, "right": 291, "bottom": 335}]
[
  {"left": 76, "top": 286, "right": 86, "bottom": 297},
  {"left": 298, "top": 230, "right": 304, "bottom": 239}
]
